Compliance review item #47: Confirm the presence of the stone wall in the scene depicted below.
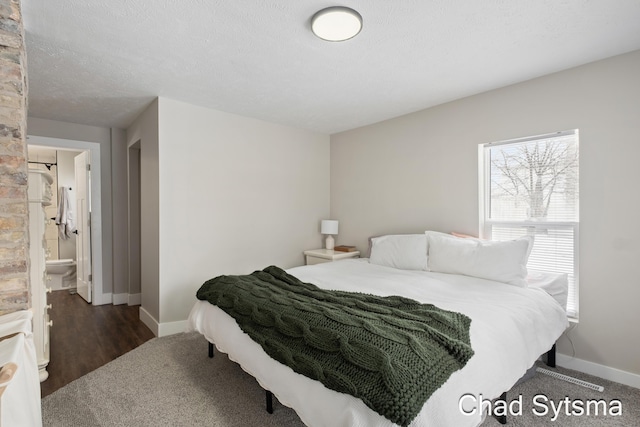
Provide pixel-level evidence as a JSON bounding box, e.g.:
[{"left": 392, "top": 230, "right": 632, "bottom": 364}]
[{"left": 0, "top": 0, "right": 29, "bottom": 314}]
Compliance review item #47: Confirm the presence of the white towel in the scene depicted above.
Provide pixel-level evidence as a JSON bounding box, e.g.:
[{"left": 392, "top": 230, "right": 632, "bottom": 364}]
[{"left": 55, "top": 187, "right": 75, "bottom": 240}]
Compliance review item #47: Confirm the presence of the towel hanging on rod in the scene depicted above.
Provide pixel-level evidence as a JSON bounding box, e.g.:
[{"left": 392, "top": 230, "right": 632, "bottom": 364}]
[{"left": 55, "top": 187, "right": 75, "bottom": 239}]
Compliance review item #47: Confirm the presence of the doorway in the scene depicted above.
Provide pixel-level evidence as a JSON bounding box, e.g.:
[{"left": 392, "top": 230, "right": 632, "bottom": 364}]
[{"left": 27, "top": 135, "right": 106, "bottom": 304}]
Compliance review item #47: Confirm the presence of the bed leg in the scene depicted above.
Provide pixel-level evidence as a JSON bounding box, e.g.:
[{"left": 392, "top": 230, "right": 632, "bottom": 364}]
[
  {"left": 208, "top": 342, "right": 214, "bottom": 358},
  {"left": 546, "top": 344, "right": 556, "bottom": 367},
  {"left": 266, "top": 390, "right": 273, "bottom": 414},
  {"left": 496, "top": 392, "right": 507, "bottom": 425}
]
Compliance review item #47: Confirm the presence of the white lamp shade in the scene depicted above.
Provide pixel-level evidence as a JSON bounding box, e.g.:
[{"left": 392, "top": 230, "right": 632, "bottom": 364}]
[{"left": 321, "top": 220, "right": 339, "bottom": 235}]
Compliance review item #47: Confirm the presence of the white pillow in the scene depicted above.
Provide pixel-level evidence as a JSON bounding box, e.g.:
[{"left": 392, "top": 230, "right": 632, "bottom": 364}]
[
  {"left": 369, "top": 234, "right": 428, "bottom": 271},
  {"left": 424, "top": 230, "right": 458, "bottom": 241},
  {"left": 423, "top": 230, "right": 457, "bottom": 262},
  {"left": 427, "top": 233, "right": 534, "bottom": 287},
  {"left": 527, "top": 270, "right": 569, "bottom": 309}
]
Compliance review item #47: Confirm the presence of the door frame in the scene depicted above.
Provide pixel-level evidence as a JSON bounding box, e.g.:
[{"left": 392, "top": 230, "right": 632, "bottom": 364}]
[{"left": 27, "top": 135, "right": 105, "bottom": 304}]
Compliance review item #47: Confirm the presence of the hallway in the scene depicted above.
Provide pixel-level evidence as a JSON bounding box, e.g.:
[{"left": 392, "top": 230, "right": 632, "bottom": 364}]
[{"left": 40, "top": 291, "right": 155, "bottom": 397}]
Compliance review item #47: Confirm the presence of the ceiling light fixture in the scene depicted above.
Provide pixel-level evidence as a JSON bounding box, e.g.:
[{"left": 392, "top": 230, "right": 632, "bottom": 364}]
[{"left": 311, "top": 6, "right": 362, "bottom": 42}]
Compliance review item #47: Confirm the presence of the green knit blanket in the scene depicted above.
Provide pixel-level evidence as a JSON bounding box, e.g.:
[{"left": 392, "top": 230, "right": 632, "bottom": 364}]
[{"left": 196, "top": 266, "right": 474, "bottom": 426}]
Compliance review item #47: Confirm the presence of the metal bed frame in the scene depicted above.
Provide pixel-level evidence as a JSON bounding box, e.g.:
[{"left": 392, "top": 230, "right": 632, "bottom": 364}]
[
  {"left": 494, "top": 344, "right": 556, "bottom": 424},
  {"left": 207, "top": 342, "right": 274, "bottom": 413}
]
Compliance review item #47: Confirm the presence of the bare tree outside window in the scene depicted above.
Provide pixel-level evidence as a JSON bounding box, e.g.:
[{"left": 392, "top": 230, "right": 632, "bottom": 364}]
[
  {"left": 489, "top": 135, "right": 579, "bottom": 221},
  {"left": 481, "top": 130, "right": 580, "bottom": 318}
]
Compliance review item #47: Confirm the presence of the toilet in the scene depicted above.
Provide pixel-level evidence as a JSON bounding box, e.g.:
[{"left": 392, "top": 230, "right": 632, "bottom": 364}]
[{"left": 45, "top": 259, "right": 77, "bottom": 291}]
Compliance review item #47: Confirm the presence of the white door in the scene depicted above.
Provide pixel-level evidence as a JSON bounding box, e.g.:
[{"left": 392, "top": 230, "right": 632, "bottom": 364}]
[{"left": 75, "top": 151, "right": 92, "bottom": 303}]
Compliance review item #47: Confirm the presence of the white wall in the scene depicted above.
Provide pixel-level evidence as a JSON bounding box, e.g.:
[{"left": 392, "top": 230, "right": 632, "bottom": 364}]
[
  {"left": 330, "top": 50, "right": 640, "bottom": 380},
  {"left": 156, "top": 98, "right": 330, "bottom": 331}
]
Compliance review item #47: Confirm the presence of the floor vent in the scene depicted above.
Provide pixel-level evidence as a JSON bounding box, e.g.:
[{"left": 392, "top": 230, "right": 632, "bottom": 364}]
[{"left": 536, "top": 367, "right": 604, "bottom": 392}]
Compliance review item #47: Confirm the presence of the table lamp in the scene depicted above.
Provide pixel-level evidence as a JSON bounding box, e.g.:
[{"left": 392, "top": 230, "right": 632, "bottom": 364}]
[{"left": 321, "top": 220, "right": 339, "bottom": 250}]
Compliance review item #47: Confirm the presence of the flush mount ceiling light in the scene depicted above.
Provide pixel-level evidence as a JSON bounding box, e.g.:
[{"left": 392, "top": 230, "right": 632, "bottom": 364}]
[{"left": 311, "top": 6, "right": 363, "bottom": 42}]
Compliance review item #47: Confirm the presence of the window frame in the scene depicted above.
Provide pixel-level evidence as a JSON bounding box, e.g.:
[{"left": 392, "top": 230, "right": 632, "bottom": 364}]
[{"left": 478, "top": 130, "right": 579, "bottom": 320}]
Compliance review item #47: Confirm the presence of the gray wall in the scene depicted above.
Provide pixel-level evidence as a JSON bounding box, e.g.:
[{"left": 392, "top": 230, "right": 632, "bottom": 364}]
[
  {"left": 126, "top": 100, "right": 160, "bottom": 321},
  {"left": 156, "top": 98, "right": 330, "bottom": 329},
  {"left": 330, "top": 50, "right": 640, "bottom": 377},
  {"left": 110, "top": 128, "right": 129, "bottom": 299},
  {"left": 127, "top": 98, "right": 330, "bottom": 335},
  {"left": 127, "top": 144, "right": 141, "bottom": 298}
]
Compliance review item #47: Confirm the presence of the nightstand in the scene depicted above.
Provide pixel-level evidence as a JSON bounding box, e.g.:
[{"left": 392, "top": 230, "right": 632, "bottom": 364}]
[{"left": 303, "top": 249, "right": 360, "bottom": 265}]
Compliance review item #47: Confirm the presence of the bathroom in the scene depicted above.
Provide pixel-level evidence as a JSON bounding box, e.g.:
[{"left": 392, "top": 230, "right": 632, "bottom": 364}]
[{"left": 28, "top": 146, "right": 83, "bottom": 292}]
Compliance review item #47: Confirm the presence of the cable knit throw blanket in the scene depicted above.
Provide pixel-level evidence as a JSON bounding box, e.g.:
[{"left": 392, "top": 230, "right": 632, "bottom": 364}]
[{"left": 196, "top": 266, "right": 474, "bottom": 426}]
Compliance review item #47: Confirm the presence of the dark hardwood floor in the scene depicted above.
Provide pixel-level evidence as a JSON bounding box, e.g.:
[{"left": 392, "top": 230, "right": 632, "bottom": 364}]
[{"left": 40, "top": 290, "right": 155, "bottom": 398}]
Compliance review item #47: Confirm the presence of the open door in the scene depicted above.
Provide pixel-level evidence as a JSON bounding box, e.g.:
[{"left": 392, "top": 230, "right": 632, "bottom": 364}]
[{"left": 75, "top": 151, "right": 92, "bottom": 303}]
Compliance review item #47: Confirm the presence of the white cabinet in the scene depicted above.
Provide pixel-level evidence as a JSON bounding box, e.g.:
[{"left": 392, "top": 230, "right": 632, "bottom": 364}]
[
  {"left": 28, "top": 169, "right": 53, "bottom": 382},
  {"left": 0, "top": 310, "right": 43, "bottom": 426}
]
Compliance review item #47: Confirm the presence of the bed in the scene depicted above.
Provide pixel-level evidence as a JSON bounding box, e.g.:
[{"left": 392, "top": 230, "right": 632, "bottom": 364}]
[{"left": 187, "top": 233, "right": 569, "bottom": 427}]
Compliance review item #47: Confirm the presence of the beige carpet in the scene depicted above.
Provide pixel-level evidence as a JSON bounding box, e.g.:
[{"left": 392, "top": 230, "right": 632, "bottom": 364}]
[
  {"left": 42, "top": 332, "right": 640, "bottom": 426},
  {"left": 42, "top": 332, "right": 304, "bottom": 426}
]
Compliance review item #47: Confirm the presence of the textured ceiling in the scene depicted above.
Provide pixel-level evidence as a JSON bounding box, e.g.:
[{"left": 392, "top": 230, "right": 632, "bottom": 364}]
[{"left": 22, "top": 1, "right": 640, "bottom": 134}]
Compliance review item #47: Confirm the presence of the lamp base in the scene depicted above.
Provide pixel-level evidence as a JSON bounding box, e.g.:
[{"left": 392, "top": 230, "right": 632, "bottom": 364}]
[{"left": 325, "top": 235, "right": 335, "bottom": 250}]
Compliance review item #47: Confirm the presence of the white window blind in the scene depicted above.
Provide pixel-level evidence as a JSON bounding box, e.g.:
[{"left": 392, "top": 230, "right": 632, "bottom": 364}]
[{"left": 479, "top": 130, "right": 579, "bottom": 319}]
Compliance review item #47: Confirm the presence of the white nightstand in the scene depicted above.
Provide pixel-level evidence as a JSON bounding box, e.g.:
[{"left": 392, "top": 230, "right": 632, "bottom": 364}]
[{"left": 303, "top": 249, "right": 360, "bottom": 265}]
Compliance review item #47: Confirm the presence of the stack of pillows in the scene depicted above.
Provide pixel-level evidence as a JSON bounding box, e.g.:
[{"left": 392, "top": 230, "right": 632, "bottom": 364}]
[{"left": 368, "top": 231, "right": 568, "bottom": 308}]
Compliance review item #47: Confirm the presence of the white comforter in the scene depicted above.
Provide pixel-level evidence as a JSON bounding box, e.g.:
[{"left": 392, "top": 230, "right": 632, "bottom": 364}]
[{"left": 187, "top": 259, "right": 568, "bottom": 427}]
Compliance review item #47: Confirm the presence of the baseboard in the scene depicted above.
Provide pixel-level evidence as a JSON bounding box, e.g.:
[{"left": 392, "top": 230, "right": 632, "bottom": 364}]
[
  {"left": 158, "top": 320, "right": 188, "bottom": 337},
  {"left": 138, "top": 308, "right": 188, "bottom": 338},
  {"left": 128, "top": 293, "right": 141, "bottom": 306},
  {"left": 112, "top": 293, "right": 128, "bottom": 305},
  {"left": 139, "top": 306, "right": 159, "bottom": 336},
  {"left": 557, "top": 353, "right": 640, "bottom": 389},
  {"left": 92, "top": 292, "right": 112, "bottom": 306},
  {"left": 99, "top": 292, "right": 140, "bottom": 306}
]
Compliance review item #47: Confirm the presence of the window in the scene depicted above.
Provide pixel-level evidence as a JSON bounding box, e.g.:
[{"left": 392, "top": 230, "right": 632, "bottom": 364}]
[{"left": 479, "top": 130, "right": 579, "bottom": 319}]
